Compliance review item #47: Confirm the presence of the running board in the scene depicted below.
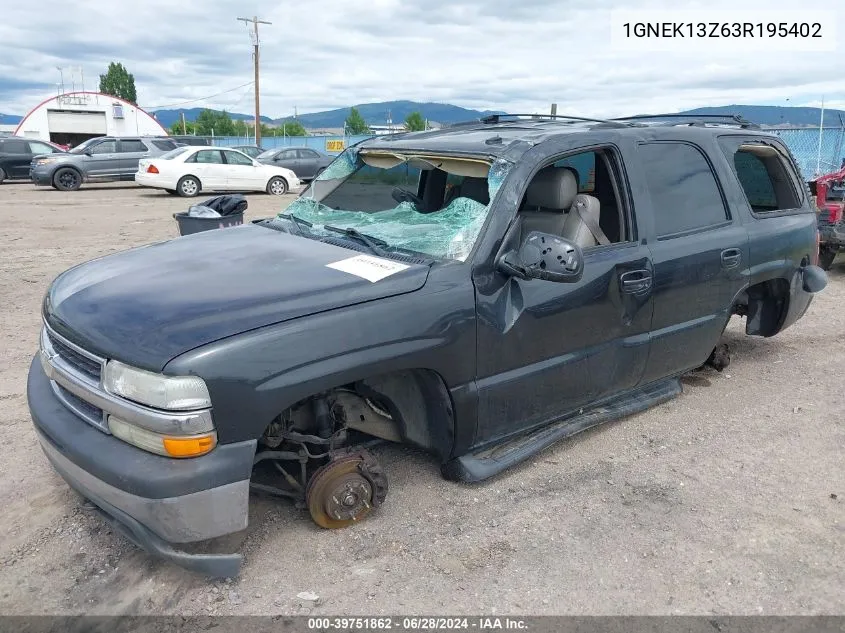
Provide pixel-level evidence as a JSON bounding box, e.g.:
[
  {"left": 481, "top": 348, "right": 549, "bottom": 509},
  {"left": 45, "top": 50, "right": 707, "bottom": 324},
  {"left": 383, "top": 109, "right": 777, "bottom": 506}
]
[{"left": 442, "top": 378, "right": 682, "bottom": 483}]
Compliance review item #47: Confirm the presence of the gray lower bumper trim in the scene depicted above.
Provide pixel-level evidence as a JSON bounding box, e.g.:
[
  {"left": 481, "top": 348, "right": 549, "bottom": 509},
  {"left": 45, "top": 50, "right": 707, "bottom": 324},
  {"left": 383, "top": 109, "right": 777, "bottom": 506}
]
[{"left": 37, "top": 431, "right": 249, "bottom": 544}]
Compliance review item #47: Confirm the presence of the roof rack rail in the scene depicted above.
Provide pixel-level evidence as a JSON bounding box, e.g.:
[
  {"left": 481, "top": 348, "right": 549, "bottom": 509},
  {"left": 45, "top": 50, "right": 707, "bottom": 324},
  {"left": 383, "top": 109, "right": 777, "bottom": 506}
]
[
  {"left": 479, "top": 113, "right": 634, "bottom": 128},
  {"left": 611, "top": 113, "right": 760, "bottom": 129}
]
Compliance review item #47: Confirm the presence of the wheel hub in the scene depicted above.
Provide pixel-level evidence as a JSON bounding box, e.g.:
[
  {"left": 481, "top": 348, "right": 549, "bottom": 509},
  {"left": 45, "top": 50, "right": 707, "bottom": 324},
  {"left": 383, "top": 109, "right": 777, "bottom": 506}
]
[
  {"left": 305, "top": 452, "right": 387, "bottom": 529},
  {"left": 324, "top": 475, "right": 372, "bottom": 522}
]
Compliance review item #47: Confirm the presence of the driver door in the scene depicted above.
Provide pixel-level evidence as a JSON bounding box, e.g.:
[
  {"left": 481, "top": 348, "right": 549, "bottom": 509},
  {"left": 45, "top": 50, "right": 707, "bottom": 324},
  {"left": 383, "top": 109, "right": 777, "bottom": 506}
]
[{"left": 472, "top": 144, "right": 654, "bottom": 444}]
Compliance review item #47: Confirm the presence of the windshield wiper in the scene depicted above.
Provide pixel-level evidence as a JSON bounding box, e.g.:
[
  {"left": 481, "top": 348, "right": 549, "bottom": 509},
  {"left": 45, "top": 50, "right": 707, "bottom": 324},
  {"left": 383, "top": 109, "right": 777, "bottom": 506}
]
[
  {"left": 278, "top": 213, "right": 313, "bottom": 233},
  {"left": 323, "top": 225, "right": 389, "bottom": 257}
]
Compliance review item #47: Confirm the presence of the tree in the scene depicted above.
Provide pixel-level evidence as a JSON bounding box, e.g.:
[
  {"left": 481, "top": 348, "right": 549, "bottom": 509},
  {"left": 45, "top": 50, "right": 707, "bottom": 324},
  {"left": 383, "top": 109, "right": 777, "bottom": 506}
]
[
  {"left": 194, "top": 109, "right": 235, "bottom": 136},
  {"left": 405, "top": 111, "right": 426, "bottom": 132},
  {"left": 275, "top": 120, "right": 307, "bottom": 137},
  {"left": 98, "top": 62, "right": 137, "bottom": 104},
  {"left": 169, "top": 120, "right": 196, "bottom": 135},
  {"left": 344, "top": 107, "right": 369, "bottom": 135}
]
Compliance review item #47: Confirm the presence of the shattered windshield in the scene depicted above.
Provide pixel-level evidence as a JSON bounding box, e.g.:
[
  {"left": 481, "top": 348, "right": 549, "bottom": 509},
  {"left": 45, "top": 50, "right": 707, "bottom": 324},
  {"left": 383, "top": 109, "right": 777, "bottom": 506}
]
[{"left": 271, "top": 147, "right": 513, "bottom": 261}]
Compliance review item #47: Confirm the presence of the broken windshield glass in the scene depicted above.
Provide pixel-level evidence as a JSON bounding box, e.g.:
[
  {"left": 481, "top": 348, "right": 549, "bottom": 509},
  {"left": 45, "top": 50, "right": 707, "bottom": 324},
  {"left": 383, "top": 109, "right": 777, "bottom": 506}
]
[{"left": 277, "top": 151, "right": 514, "bottom": 261}]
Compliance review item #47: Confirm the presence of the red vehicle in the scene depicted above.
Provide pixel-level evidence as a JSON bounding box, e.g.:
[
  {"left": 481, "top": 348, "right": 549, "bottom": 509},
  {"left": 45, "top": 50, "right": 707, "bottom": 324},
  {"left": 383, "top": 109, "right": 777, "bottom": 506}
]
[{"left": 809, "top": 166, "right": 845, "bottom": 270}]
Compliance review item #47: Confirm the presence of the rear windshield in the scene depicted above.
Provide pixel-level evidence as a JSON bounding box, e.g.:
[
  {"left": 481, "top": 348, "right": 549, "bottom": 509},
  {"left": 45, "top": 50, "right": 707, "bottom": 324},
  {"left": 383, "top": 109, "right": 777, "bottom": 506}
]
[{"left": 159, "top": 146, "right": 192, "bottom": 160}]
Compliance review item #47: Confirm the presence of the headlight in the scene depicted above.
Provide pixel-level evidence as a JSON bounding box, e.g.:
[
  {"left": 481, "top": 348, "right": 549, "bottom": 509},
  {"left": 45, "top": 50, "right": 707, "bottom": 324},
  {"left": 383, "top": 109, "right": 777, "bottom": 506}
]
[
  {"left": 35, "top": 157, "right": 60, "bottom": 165},
  {"left": 108, "top": 416, "right": 217, "bottom": 458},
  {"left": 103, "top": 360, "right": 211, "bottom": 410}
]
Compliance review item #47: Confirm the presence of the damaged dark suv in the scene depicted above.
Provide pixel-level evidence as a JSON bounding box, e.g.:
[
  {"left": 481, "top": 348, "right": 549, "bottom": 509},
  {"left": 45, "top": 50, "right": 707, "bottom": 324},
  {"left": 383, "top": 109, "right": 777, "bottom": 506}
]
[{"left": 27, "top": 113, "right": 827, "bottom": 577}]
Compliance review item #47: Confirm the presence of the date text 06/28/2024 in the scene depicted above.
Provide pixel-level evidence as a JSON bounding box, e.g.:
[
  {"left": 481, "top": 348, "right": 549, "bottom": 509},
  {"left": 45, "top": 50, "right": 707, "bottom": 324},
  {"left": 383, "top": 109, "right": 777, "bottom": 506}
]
[
  {"left": 610, "top": 11, "right": 836, "bottom": 51},
  {"left": 307, "top": 617, "right": 528, "bottom": 630}
]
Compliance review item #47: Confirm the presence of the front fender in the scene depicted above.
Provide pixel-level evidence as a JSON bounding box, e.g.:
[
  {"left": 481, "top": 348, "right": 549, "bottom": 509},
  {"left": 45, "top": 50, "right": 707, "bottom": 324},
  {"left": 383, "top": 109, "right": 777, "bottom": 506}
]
[{"left": 164, "top": 278, "right": 478, "bottom": 456}]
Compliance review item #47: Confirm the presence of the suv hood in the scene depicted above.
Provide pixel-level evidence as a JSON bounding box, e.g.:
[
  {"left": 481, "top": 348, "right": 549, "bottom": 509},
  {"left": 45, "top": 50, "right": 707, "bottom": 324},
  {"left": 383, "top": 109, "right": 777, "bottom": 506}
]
[{"left": 44, "top": 224, "right": 431, "bottom": 371}]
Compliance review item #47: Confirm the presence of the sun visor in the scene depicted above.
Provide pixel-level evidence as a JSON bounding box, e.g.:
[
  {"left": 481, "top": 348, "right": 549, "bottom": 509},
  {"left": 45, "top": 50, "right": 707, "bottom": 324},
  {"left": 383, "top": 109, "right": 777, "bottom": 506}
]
[{"left": 360, "top": 151, "right": 491, "bottom": 178}]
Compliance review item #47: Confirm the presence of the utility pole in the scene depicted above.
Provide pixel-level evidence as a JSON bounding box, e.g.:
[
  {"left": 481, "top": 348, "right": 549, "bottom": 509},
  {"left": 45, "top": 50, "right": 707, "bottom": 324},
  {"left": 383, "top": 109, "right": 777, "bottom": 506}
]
[{"left": 237, "top": 15, "right": 271, "bottom": 146}]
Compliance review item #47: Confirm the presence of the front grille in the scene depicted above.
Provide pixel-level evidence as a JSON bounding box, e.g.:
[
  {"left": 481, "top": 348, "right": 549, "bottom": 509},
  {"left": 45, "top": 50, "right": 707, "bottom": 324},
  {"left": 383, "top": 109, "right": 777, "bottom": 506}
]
[
  {"left": 47, "top": 331, "right": 102, "bottom": 381},
  {"left": 56, "top": 384, "right": 104, "bottom": 421}
]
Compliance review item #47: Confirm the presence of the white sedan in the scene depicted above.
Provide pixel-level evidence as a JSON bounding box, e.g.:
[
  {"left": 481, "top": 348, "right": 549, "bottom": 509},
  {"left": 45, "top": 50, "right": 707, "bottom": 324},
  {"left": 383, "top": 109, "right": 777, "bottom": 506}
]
[{"left": 135, "top": 145, "right": 300, "bottom": 197}]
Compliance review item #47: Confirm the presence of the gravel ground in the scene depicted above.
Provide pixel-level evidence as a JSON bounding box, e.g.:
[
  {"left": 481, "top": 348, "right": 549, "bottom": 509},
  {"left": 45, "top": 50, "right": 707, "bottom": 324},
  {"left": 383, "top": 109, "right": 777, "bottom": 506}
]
[{"left": 0, "top": 182, "right": 842, "bottom": 616}]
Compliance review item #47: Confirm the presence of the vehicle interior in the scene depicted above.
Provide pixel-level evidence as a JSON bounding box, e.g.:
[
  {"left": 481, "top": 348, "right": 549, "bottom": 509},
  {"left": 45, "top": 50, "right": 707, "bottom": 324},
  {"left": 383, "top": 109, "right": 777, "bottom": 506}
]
[{"left": 516, "top": 149, "right": 630, "bottom": 249}]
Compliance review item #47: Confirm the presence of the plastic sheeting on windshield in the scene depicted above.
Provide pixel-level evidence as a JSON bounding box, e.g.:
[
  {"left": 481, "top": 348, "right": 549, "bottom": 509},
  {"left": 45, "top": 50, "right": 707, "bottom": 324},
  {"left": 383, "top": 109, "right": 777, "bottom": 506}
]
[{"left": 282, "top": 196, "right": 489, "bottom": 262}]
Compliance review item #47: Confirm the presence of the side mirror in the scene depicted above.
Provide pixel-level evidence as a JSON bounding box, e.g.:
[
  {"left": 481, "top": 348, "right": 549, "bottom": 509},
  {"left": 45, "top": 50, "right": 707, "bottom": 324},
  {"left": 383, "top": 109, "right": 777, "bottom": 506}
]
[
  {"left": 802, "top": 264, "right": 827, "bottom": 293},
  {"left": 84, "top": 151, "right": 93, "bottom": 157},
  {"left": 496, "top": 231, "right": 584, "bottom": 283}
]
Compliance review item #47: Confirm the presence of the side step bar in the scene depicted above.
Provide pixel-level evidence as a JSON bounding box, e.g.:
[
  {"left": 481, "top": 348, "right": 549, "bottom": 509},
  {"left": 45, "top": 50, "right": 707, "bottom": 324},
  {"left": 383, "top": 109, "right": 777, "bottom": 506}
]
[{"left": 442, "top": 378, "right": 682, "bottom": 483}]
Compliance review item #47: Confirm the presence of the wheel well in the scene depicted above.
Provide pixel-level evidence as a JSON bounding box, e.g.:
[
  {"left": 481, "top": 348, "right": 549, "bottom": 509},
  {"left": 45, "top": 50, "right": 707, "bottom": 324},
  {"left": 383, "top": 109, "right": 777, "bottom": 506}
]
[
  {"left": 260, "top": 368, "right": 456, "bottom": 462},
  {"left": 53, "top": 165, "right": 81, "bottom": 178},
  {"left": 179, "top": 174, "right": 202, "bottom": 189},
  {"left": 734, "top": 278, "right": 790, "bottom": 337},
  {"left": 268, "top": 175, "right": 288, "bottom": 188}
]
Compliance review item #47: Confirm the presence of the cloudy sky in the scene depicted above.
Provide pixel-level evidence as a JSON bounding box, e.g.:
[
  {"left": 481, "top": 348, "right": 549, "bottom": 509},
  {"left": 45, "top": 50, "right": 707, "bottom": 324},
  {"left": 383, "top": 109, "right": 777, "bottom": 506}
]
[{"left": 0, "top": 0, "right": 840, "bottom": 118}]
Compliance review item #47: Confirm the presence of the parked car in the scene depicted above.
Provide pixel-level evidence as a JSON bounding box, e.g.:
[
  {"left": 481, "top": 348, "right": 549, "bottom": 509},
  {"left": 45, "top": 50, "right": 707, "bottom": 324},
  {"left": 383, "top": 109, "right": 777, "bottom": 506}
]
[
  {"left": 0, "top": 137, "right": 66, "bottom": 184},
  {"left": 169, "top": 135, "right": 211, "bottom": 146},
  {"left": 134, "top": 145, "right": 300, "bottom": 197},
  {"left": 231, "top": 145, "right": 264, "bottom": 159},
  {"left": 808, "top": 166, "right": 845, "bottom": 270},
  {"left": 26, "top": 113, "right": 827, "bottom": 578},
  {"left": 256, "top": 146, "right": 334, "bottom": 180},
  {"left": 30, "top": 136, "right": 180, "bottom": 191}
]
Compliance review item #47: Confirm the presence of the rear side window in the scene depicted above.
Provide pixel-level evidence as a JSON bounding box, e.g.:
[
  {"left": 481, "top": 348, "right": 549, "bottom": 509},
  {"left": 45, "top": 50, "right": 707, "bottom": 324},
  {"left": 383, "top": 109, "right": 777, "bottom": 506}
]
[
  {"left": 729, "top": 145, "right": 801, "bottom": 213},
  {"left": 638, "top": 142, "right": 729, "bottom": 237},
  {"left": 187, "top": 150, "right": 224, "bottom": 164},
  {"left": 152, "top": 140, "right": 177, "bottom": 151},
  {"left": 3, "top": 139, "right": 29, "bottom": 153},
  {"left": 119, "top": 140, "right": 147, "bottom": 153}
]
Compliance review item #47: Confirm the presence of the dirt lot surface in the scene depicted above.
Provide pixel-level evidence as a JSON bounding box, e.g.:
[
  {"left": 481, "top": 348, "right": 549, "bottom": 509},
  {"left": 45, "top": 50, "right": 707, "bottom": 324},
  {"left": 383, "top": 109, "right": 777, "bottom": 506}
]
[{"left": 0, "top": 182, "right": 842, "bottom": 616}]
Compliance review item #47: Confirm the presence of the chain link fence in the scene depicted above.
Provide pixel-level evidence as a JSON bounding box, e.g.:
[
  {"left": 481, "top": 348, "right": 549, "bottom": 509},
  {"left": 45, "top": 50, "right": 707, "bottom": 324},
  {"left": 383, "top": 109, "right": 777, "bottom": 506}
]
[{"left": 762, "top": 127, "right": 845, "bottom": 180}]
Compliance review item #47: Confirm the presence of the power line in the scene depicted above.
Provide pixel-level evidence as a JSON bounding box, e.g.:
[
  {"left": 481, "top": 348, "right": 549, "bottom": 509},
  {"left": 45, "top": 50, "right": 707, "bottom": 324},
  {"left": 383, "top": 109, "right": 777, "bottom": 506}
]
[{"left": 141, "top": 81, "right": 255, "bottom": 110}]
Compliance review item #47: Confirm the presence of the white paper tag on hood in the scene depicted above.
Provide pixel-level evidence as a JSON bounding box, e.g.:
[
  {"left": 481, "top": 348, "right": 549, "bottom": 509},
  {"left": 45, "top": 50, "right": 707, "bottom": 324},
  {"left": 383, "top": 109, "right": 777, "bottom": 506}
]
[{"left": 326, "top": 254, "right": 410, "bottom": 283}]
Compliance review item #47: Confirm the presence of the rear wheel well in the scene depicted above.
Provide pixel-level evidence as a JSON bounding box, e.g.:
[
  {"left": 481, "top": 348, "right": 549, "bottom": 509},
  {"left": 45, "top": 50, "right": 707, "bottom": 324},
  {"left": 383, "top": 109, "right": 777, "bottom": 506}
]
[{"left": 734, "top": 278, "right": 790, "bottom": 337}]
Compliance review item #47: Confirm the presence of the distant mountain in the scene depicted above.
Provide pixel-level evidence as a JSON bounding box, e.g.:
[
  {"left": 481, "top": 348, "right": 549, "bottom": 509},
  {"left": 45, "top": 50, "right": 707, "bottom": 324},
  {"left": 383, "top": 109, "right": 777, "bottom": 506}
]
[
  {"left": 677, "top": 105, "right": 845, "bottom": 127},
  {"left": 275, "top": 100, "right": 507, "bottom": 128},
  {"left": 0, "top": 113, "right": 22, "bottom": 124},
  {"left": 148, "top": 108, "right": 273, "bottom": 128}
]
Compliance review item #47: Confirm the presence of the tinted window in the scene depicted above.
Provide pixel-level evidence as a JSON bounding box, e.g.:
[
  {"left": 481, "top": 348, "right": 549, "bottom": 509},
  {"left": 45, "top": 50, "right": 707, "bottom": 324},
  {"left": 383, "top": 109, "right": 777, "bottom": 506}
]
[
  {"left": 119, "top": 139, "right": 147, "bottom": 153},
  {"left": 91, "top": 140, "right": 117, "bottom": 154},
  {"left": 28, "top": 141, "right": 58, "bottom": 155},
  {"left": 152, "top": 140, "right": 177, "bottom": 151},
  {"left": 190, "top": 150, "right": 224, "bottom": 164},
  {"left": 639, "top": 142, "right": 728, "bottom": 237},
  {"left": 298, "top": 149, "right": 319, "bottom": 159},
  {"left": 731, "top": 147, "right": 801, "bottom": 213},
  {"left": 160, "top": 146, "right": 191, "bottom": 160},
  {"left": 224, "top": 150, "right": 253, "bottom": 166},
  {"left": 3, "top": 139, "right": 29, "bottom": 153}
]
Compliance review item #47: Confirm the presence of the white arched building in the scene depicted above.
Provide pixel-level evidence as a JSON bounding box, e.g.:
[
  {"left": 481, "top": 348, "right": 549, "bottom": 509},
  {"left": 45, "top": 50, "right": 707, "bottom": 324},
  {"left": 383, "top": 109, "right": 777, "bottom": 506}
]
[{"left": 14, "top": 91, "right": 168, "bottom": 147}]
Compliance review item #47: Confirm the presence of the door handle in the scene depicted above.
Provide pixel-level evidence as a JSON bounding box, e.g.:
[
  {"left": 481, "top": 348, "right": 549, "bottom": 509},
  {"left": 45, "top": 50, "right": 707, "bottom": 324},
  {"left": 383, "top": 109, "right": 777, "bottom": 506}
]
[
  {"left": 721, "top": 248, "right": 742, "bottom": 269},
  {"left": 620, "top": 270, "right": 652, "bottom": 294}
]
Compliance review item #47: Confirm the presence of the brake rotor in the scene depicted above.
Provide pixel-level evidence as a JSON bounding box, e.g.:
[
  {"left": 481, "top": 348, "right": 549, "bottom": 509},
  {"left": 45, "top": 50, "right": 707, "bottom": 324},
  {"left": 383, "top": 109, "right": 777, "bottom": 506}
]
[{"left": 305, "top": 453, "right": 387, "bottom": 529}]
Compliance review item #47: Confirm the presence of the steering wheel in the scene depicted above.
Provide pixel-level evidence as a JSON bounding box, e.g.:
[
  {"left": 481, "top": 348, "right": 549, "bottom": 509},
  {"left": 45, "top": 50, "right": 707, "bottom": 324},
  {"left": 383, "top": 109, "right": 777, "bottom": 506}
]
[{"left": 391, "top": 187, "right": 424, "bottom": 208}]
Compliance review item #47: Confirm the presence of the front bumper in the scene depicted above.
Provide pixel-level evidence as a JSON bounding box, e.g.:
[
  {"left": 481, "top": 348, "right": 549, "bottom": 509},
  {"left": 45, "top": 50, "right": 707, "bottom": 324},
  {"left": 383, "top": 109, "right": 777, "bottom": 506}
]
[
  {"left": 30, "top": 164, "right": 57, "bottom": 186},
  {"left": 27, "top": 356, "right": 256, "bottom": 577}
]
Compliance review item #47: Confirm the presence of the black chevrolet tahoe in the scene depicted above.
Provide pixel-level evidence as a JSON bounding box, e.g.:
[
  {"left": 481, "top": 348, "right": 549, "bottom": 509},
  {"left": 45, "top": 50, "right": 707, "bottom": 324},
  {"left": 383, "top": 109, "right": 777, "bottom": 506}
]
[{"left": 26, "top": 113, "right": 828, "bottom": 577}]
